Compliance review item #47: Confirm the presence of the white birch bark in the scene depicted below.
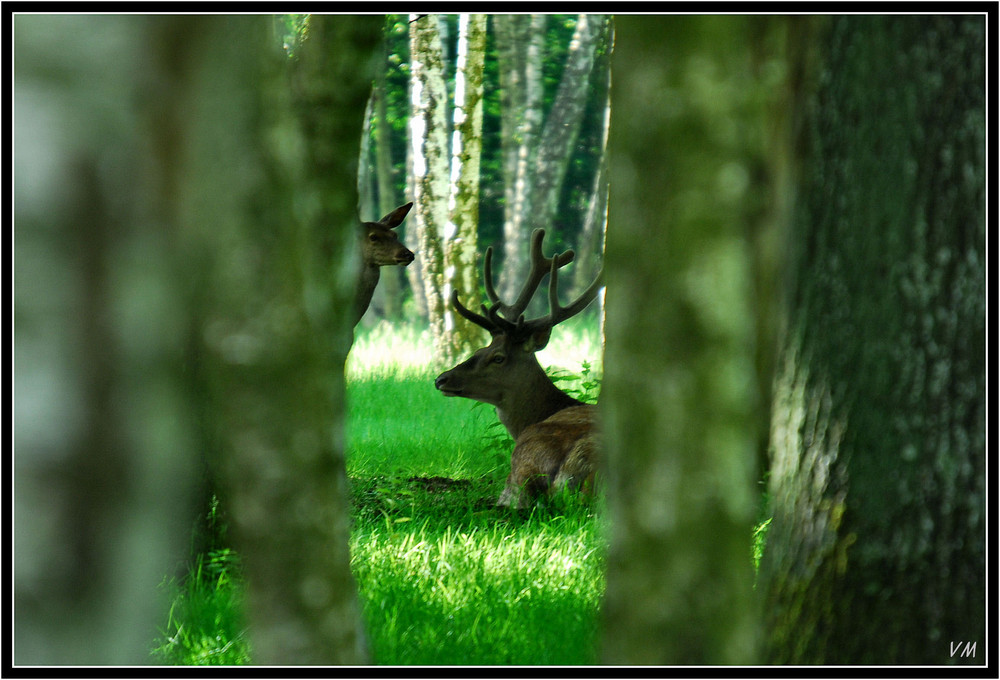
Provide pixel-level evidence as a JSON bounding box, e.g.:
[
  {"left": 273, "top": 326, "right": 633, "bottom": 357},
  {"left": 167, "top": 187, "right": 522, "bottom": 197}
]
[
  {"left": 442, "top": 13, "right": 487, "bottom": 362},
  {"left": 408, "top": 14, "right": 450, "bottom": 362}
]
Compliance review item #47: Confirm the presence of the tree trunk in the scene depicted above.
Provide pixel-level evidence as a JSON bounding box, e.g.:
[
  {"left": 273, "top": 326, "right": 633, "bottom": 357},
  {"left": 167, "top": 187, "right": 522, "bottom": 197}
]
[
  {"left": 189, "top": 14, "right": 382, "bottom": 665},
  {"left": 442, "top": 13, "right": 488, "bottom": 363},
  {"left": 760, "top": 15, "right": 986, "bottom": 665},
  {"left": 374, "top": 40, "right": 404, "bottom": 320},
  {"left": 602, "top": 15, "right": 769, "bottom": 665},
  {"left": 13, "top": 15, "right": 204, "bottom": 664},
  {"left": 409, "top": 13, "right": 450, "bottom": 363},
  {"left": 529, "top": 14, "right": 604, "bottom": 233},
  {"left": 572, "top": 17, "right": 612, "bottom": 301},
  {"left": 499, "top": 14, "right": 546, "bottom": 302}
]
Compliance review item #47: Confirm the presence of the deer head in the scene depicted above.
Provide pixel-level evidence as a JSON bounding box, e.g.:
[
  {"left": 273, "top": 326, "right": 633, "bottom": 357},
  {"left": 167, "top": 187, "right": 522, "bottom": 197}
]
[
  {"left": 435, "top": 229, "right": 603, "bottom": 438},
  {"left": 354, "top": 202, "right": 414, "bottom": 326},
  {"left": 435, "top": 228, "right": 604, "bottom": 508},
  {"left": 361, "top": 202, "right": 415, "bottom": 268}
]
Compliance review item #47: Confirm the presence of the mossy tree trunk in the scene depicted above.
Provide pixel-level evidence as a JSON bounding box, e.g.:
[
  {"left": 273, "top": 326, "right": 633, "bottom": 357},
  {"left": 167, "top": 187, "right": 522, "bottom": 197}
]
[
  {"left": 408, "top": 13, "right": 450, "bottom": 363},
  {"left": 759, "top": 15, "right": 986, "bottom": 665},
  {"left": 442, "top": 13, "right": 488, "bottom": 362}
]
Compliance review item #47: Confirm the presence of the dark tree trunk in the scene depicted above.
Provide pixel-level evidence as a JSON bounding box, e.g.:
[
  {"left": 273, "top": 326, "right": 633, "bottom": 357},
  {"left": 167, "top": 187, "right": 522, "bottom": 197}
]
[{"left": 759, "top": 15, "right": 986, "bottom": 665}]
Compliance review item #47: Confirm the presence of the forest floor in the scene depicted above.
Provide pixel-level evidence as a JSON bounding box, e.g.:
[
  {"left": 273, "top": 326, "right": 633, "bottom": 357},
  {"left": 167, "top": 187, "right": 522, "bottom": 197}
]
[
  {"left": 151, "top": 317, "right": 769, "bottom": 665},
  {"left": 151, "top": 318, "right": 607, "bottom": 665}
]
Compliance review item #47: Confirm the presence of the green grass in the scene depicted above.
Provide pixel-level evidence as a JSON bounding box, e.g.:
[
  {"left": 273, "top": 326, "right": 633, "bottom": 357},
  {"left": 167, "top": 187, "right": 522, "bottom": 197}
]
[
  {"left": 350, "top": 478, "right": 605, "bottom": 665},
  {"left": 153, "top": 317, "right": 769, "bottom": 665},
  {"left": 151, "top": 548, "right": 251, "bottom": 665},
  {"left": 346, "top": 317, "right": 606, "bottom": 664}
]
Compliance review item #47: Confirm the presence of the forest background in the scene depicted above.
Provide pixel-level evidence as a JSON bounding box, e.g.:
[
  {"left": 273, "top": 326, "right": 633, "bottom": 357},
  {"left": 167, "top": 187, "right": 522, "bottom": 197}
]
[{"left": 12, "top": 12, "right": 987, "bottom": 668}]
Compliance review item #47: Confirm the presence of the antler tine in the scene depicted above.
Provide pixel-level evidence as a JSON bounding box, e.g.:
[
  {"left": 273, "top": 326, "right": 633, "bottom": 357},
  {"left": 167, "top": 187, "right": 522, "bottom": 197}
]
[
  {"left": 483, "top": 246, "right": 501, "bottom": 307},
  {"left": 489, "top": 229, "right": 575, "bottom": 321},
  {"left": 450, "top": 289, "right": 501, "bottom": 334},
  {"left": 521, "top": 259, "right": 605, "bottom": 335}
]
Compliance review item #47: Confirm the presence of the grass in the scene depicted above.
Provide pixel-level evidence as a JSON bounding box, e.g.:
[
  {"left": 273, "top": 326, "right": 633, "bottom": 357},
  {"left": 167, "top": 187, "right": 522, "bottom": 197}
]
[
  {"left": 153, "top": 316, "right": 769, "bottom": 665},
  {"left": 346, "top": 315, "right": 605, "bottom": 665},
  {"left": 350, "top": 479, "right": 605, "bottom": 665},
  {"left": 151, "top": 547, "right": 251, "bottom": 665}
]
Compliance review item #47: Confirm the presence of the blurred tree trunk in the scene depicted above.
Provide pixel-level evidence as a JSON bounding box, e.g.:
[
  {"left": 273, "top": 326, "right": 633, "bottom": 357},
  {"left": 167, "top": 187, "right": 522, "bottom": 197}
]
[
  {"left": 408, "top": 13, "right": 449, "bottom": 362},
  {"left": 442, "top": 13, "right": 488, "bottom": 362},
  {"left": 759, "top": 15, "right": 986, "bottom": 665},
  {"left": 496, "top": 14, "right": 546, "bottom": 302},
  {"left": 13, "top": 14, "right": 203, "bottom": 664},
  {"left": 602, "top": 15, "right": 773, "bottom": 664},
  {"left": 14, "top": 14, "right": 379, "bottom": 666},
  {"left": 207, "top": 14, "right": 381, "bottom": 664}
]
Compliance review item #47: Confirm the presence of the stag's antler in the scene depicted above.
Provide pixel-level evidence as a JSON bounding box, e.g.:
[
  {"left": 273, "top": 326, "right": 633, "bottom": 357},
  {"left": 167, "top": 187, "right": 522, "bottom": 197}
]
[{"left": 452, "top": 229, "right": 603, "bottom": 339}]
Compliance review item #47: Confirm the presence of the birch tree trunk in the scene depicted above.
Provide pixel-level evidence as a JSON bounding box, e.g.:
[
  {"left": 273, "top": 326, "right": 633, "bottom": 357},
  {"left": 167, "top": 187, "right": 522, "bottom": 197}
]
[
  {"left": 442, "top": 13, "right": 488, "bottom": 362},
  {"left": 530, "top": 14, "right": 604, "bottom": 233},
  {"left": 409, "top": 13, "right": 450, "bottom": 362},
  {"left": 760, "top": 15, "right": 986, "bottom": 664},
  {"left": 499, "top": 14, "right": 546, "bottom": 302},
  {"left": 572, "top": 18, "right": 612, "bottom": 300}
]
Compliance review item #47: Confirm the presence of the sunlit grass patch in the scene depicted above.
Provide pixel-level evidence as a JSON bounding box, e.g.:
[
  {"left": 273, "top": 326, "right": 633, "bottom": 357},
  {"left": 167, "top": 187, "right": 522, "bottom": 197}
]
[
  {"left": 347, "top": 321, "right": 436, "bottom": 380},
  {"left": 351, "top": 510, "right": 606, "bottom": 665},
  {"left": 346, "top": 373, "right": 511, "bottom": 479}
]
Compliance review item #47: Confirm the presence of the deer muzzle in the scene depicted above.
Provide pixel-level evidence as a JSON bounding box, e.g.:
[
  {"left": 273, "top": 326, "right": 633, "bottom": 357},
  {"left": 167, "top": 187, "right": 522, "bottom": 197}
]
[{"left": 434, "top": 371, "right": 461, "bottom": 396}]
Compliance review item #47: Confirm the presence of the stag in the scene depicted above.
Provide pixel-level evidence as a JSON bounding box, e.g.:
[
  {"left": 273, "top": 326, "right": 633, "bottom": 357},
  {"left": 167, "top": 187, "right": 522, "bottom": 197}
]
[
  {"left": 435, "top": 229, "right": 604, "bottom": 508},
  {"left": 354, "top": 202, "right": 415, "bottom": 326}
]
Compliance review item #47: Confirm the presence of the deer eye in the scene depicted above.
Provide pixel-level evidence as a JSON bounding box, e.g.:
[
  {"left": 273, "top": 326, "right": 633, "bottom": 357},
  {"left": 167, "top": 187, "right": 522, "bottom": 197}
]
[
  {"left": 368, "top": 233, "right": 378, "bottom": 243},
  {"left": 491, "top": 354, "right": 506, "bottom": 365}
]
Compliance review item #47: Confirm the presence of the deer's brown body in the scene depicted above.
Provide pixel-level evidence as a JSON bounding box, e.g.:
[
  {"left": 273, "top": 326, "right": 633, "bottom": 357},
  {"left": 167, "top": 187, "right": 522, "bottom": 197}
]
[
  {"left": 498, "top": 404, "right": 601, "bottom": 509},
  {"left": 435, "top": 229, "right": 603, "bottom": 508},
  {"left": 354, "top": 203, "right": 414, "bottom": 326}
]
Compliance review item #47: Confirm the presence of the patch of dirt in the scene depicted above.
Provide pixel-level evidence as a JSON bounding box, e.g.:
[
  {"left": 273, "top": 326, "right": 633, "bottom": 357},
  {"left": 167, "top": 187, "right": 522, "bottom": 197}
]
[{"left": 407, "top": 476, "right": 474, "bottom": 493}]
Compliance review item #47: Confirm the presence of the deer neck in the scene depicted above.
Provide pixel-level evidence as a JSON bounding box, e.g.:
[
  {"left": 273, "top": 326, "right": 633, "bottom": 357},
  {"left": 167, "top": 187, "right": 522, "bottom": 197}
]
[
  {"left": 354, "top": 262, "right": 380, "bottom": 322},
  {"left": 495, "top": 367, "right": 581, "bottom": 440}
]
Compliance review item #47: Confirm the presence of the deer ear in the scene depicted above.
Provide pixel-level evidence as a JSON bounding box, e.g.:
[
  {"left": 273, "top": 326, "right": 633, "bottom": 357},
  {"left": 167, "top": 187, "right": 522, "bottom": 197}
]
[
  {"left": 521, "top": 328, "right": 551, "bottom": 353},
  {"left": 379, "top": 202, "right": 413, "bottom": 229}
]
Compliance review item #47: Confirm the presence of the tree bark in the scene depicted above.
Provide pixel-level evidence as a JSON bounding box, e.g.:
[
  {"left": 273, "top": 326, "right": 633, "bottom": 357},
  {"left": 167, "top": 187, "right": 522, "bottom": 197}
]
[
  {"left": 175, "top": 15, "right": 382, "bottom": 665},
  {"left": 373, "top": 38, "right": 404, "bottom": 320},
  {"left": 408, "top": 13, "right": 450, "bottom": 364},
  {"left": 499, "top": 14, "right": 546, "bottom": 302},
  {"left": 442, "top": 13, "right": 488, "bottom": 363},
  {"left": 601, "top": 15, "right": 764, "bottom": 665},
  {"left": 529, "top": 14, "right": 604, "bottom": 234},
  {"left": 760, "top": 15, "right": 986, "bottom": 665},
  {"left": 571, "top": 17, "right": 612, "bottom": 301}
]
